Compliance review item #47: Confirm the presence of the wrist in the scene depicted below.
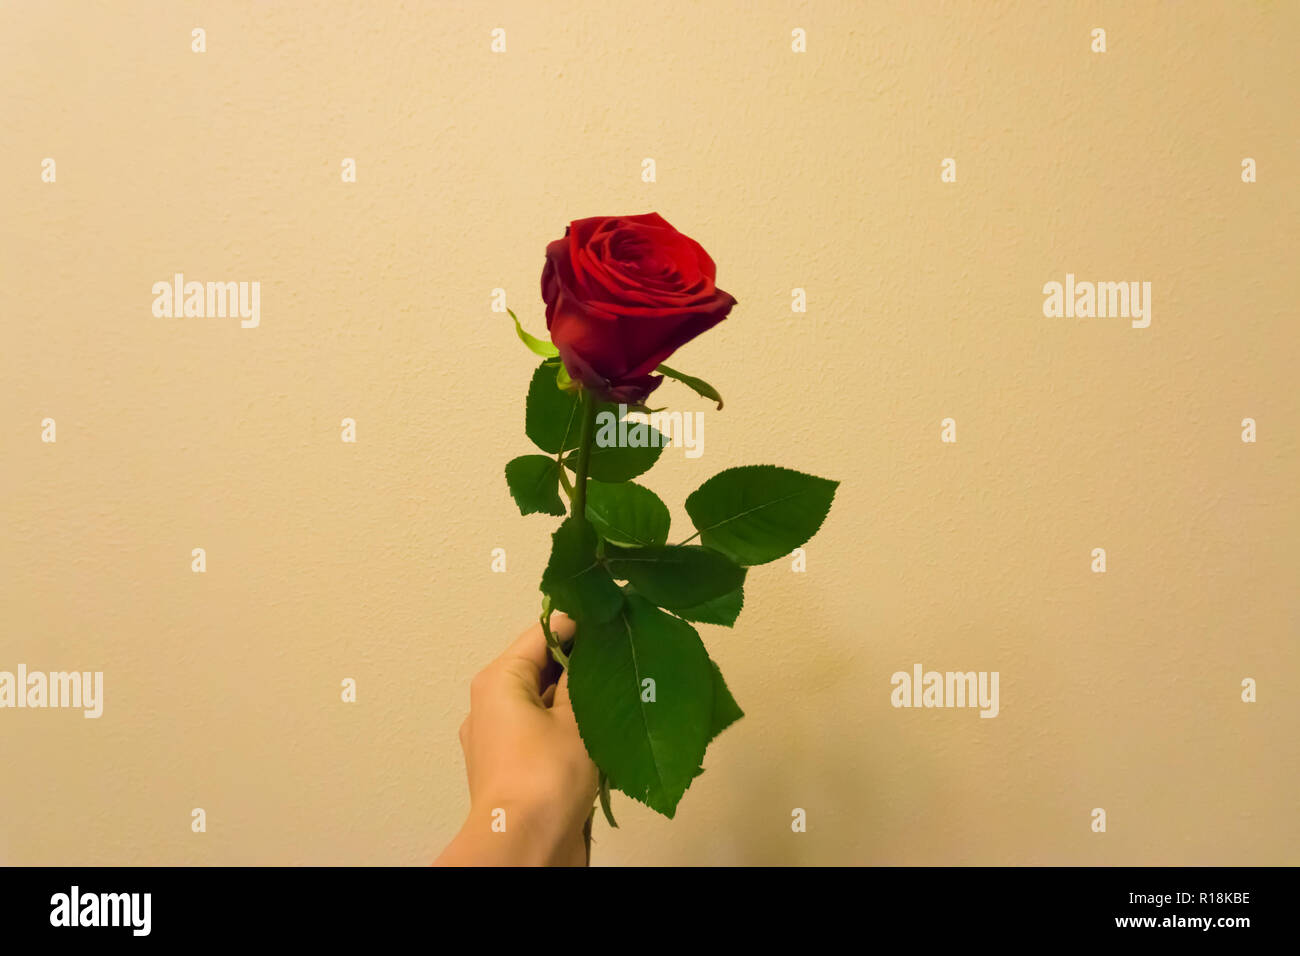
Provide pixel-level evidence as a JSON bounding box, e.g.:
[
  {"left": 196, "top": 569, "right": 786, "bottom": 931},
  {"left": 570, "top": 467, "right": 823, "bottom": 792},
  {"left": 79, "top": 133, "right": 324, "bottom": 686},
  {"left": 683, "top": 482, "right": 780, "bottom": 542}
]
[{"left": 461, "top": 797, "right": 572, "bottom": 866}]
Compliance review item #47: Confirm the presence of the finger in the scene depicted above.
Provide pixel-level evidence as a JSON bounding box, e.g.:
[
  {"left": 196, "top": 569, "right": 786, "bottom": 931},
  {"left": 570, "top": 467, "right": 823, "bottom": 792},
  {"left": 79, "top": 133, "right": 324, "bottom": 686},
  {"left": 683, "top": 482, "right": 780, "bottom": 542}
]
[
  {"left": 488, "top": 622, "right": 552, "bottom": 696},
  {"left": 540, "top": 684, "right": 557, "bottom": 708},
  {"left": 546, "top": 610, "right": 577, "bottom": 643},
  {"left": 484, "top": 614, "right": 580, "bottom": 702},
  {"left": 497, "top": 621, "right": 552, "bottom": 673},
  {"left": 497, "top": 613, "right": 578, "bottom": 688}
]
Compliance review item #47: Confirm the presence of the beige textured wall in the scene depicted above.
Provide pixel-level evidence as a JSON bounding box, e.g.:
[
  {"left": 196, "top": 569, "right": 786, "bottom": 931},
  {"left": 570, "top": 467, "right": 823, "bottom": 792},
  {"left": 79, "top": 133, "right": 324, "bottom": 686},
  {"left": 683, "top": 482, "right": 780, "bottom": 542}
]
[{"left": 2, "top": 0, "right": 1296, "bottom": 865}]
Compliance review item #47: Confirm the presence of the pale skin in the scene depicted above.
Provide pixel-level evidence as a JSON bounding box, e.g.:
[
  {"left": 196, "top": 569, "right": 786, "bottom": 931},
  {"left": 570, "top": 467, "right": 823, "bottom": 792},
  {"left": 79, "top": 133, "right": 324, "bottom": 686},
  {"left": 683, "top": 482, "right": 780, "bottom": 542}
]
[{"left": 434, "top": 613, "right": 598, "bottom": 866}]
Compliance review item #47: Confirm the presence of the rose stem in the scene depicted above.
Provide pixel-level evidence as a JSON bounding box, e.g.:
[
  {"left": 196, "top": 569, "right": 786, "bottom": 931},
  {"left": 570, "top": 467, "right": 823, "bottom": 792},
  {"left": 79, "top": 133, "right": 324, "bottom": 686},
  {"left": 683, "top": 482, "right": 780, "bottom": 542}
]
[
  {"left": 571, "top": 388, "right": 598, "bottom": 523},
  {"left": 569, "top": 386, "right": 602, "bottom": 866}
]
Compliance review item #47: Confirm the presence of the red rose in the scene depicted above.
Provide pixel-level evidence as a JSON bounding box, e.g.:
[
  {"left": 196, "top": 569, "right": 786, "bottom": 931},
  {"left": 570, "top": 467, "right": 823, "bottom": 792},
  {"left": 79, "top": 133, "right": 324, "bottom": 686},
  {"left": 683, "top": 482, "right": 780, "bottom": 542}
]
[{"left": 541, "top": 213, "right": 737, "bottom": 404}]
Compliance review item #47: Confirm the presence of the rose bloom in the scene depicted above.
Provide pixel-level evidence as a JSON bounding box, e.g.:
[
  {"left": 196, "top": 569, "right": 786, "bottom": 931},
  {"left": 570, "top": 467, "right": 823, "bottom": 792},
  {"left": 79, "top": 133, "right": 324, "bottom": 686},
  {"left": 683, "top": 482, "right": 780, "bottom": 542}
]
[{"left": 541, "top": 213, "right": 736, "bottom": 404}]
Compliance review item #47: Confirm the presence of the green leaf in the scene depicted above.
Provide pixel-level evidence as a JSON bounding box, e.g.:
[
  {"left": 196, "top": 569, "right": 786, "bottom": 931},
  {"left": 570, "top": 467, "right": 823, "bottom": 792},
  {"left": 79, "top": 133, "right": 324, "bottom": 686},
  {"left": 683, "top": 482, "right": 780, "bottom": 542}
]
[
  {"left": 540, "top": 517, "right": 622, "bottom": 623},
  {"left": 530, "top": 367, "right": 667, "bottom": 479},
  {"left": 584, "top": 481, "right": 670, "bottom": 547},
  {"left": 670, "top": 658, "right": 744, "bottom": 791},
  {"left": 566, "top": 409, "right": 667, "bottom": 482},
  {"left": 525, "top": 361, "right": 583, "bottom": 454},
  {"left": 674, "top": 582, "right": 744, "bottom": 627},
  {"left": 508, "top": 308, "right": 559, "bottom": 358},
  {"left": 504, "top": 455, "right": 566, "bottom": 517},
  {"left": 707, "top": 658, "right": 744, "bottom": 740},
  {"left": 656, "top": 363, "right": 723, "bottom": 410},
  {"left": 568, "top": 594, "right": 715, "bottom": 818},
  {"left": 684, "top": 465, "right": 839, "bottom": 566},
  {"left": 605, "top": 544, "right": 744, "bottom": 610},
  {"left": 578, "top": 441, "right": 664, "bottom": 483},
  {"left": 528, "top": 364, "right": 663, "bottom": 471},
  {"left": 597, "top": 773, "right": 618, "bottom": 828}
]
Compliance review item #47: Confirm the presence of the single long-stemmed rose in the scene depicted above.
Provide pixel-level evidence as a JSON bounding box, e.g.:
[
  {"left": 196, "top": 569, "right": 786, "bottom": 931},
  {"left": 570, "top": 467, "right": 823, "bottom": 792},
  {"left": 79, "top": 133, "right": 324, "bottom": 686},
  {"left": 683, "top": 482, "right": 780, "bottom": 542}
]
[{"left": 504, "top": 214, "right": 838, "bottom": 856}]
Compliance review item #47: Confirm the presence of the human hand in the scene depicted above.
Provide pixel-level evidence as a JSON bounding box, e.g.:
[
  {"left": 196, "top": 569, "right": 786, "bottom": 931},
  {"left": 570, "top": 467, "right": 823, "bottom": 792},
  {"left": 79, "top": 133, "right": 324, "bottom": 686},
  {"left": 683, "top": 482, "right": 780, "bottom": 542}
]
[{"left": 434, "top": 614, "right": 598, "bottom": 866}]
